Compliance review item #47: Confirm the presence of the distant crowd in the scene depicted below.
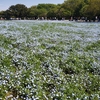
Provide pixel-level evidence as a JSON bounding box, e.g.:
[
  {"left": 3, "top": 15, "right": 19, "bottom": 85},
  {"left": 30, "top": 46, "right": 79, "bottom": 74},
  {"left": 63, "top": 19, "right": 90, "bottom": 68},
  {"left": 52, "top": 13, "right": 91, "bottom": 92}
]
[
  {"left": 0, "top": 16, "right": 100, "bottom": 22},
  {"left": 70, "top": 16, "right": 100, "bottom": 22}
]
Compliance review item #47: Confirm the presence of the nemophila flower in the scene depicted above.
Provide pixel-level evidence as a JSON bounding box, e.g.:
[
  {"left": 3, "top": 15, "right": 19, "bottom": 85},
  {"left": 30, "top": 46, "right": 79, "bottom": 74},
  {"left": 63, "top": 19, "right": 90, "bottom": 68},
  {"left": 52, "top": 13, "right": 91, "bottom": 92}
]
[{"left": 0, "top": 20, "right": 100, "bottom": 99}]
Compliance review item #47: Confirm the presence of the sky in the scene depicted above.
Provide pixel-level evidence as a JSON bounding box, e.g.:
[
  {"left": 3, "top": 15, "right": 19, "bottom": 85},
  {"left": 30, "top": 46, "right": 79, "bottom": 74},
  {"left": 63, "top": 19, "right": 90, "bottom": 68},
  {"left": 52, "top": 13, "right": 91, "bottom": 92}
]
[{"left": 0, "top": 0, "right": 64, "bottom": 11}]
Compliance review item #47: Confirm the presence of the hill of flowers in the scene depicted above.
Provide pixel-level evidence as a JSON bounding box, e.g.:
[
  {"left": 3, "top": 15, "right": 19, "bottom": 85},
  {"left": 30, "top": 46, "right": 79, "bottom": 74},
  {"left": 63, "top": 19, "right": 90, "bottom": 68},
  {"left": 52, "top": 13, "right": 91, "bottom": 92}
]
[{"left": 0, "top": 20, "right": 100, "bottom": 100}]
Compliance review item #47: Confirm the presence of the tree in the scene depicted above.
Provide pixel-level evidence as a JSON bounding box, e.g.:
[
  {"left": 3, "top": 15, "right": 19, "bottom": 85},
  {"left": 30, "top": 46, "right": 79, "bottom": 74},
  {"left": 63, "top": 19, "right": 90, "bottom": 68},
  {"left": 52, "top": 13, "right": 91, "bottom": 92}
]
[
  {"left": 80, "top": 0, "right": 100, "bottom": 20},
  {"left": 8, "top": 4, "right": 28, "bottom": 19},
  {"left": 28, "top": 6, "right": 37, "bottom": 18},
  {"left": 47, "top": 8, "right": 57, "bottom": 19},
  {"left": 1, "top": 0, "right": 100, "bottom": 20},
  {"left": 3, "top": 10, "right": 11, "bottom": 19},
  {"left": 62, "top": 0, "right": 85, "bottom": 17},
  {"left": 37, "top": 4, "right": 56, "bottom": 11},
  {"left": 0, "top": 11, "right": 5, "bottom": 18}
]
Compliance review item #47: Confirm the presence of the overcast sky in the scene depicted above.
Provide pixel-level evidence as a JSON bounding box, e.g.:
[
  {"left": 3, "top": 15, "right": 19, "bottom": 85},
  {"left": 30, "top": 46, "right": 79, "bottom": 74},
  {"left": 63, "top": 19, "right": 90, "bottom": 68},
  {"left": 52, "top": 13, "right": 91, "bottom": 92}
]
[{"left": 0, "top": 0, "right": 64, "bottom": 11}]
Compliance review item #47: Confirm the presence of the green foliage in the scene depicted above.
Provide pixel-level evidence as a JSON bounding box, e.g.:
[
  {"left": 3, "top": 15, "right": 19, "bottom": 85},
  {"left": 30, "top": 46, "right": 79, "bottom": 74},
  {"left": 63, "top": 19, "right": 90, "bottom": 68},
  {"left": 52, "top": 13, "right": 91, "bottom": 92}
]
[
  {"left": 0, "top": 4, "right": 28, "bottom": 19},
  {"left": 85, "top": 40, "right": 100, "bottom": 51},
  {"left": 80, "top": 0, "right": 100, "bottom": 19},
  {"left": 0, "top": 0, "right": 100, "bottom": 19}
]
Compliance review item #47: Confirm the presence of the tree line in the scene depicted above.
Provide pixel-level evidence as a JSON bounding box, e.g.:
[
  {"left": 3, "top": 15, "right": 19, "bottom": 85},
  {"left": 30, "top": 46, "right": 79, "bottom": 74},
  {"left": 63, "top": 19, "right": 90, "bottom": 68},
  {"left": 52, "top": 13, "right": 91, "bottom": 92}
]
[{"left": 0, "top": 0, "right": 100, "bottom": 21}]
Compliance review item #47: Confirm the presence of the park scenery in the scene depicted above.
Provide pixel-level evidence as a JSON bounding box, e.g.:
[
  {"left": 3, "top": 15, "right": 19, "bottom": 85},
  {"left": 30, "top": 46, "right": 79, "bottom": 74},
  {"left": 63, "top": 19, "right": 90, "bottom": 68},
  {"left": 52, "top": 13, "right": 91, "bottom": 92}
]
[
  {"left": 0, "top": 0, "right": 100, "bottom": 100},
  {"left": 0, "top": 0, "right": 100, "bottom": 21},
  {"left": 0, "top": 20, "right": 100, "bottom": 99}
]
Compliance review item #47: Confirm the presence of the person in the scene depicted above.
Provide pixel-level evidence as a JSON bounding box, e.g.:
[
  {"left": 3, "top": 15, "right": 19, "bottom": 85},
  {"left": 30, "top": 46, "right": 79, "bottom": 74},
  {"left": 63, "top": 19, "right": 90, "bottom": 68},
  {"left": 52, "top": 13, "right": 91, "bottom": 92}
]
[
  {"left": 95, "top": 16, "right": 98, "bottom": 22},
  {"left": 70, "top": 16, "right": 73, "bottom": 21},
  {"left": 85, "top": 17, "right": 87, "bottom": 22}
]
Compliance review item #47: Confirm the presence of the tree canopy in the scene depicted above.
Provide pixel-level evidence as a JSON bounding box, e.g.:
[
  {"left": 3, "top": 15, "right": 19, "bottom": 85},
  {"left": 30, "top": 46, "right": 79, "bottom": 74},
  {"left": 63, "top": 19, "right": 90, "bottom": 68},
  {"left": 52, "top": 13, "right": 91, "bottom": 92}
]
[{"left": 0, "top": 0, "right": 100, "bottom": 20}]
